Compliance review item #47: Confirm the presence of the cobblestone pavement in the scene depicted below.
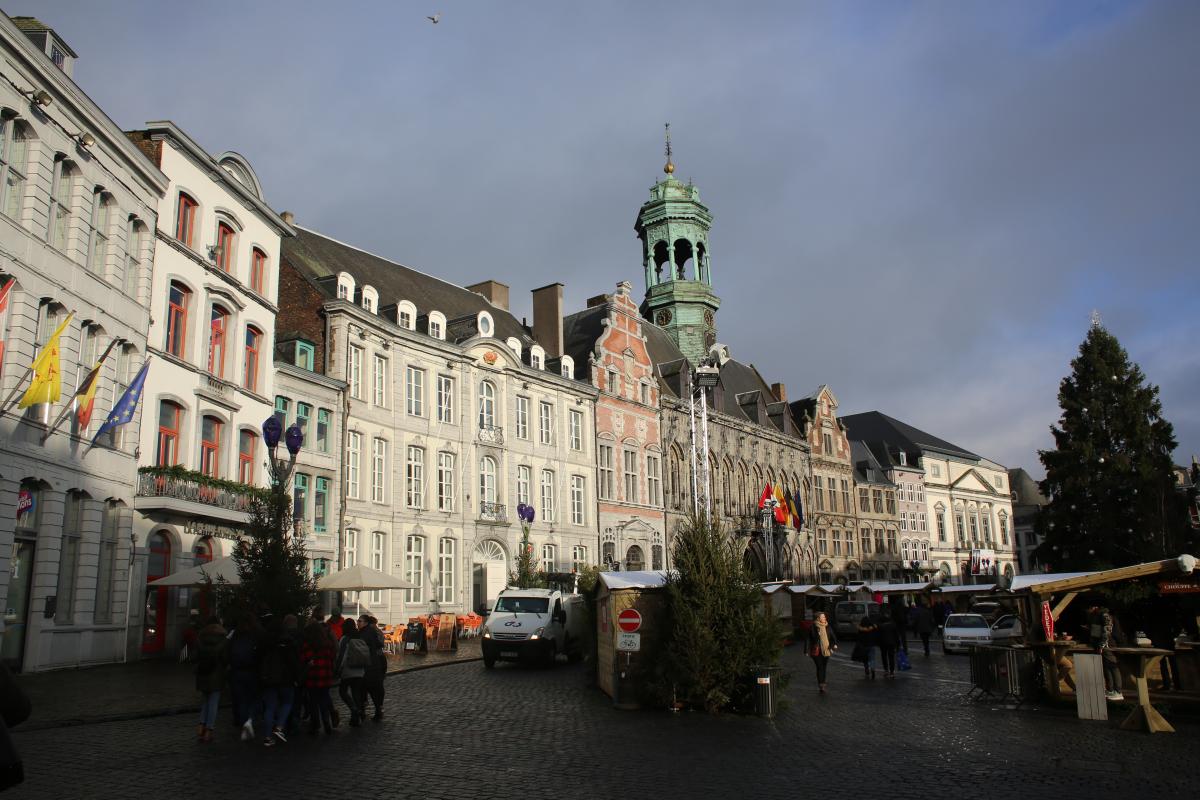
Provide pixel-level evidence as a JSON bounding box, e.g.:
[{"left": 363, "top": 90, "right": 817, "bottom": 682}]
[{"left": 7, "top": 644, "right": 1197, "bottom": 800}]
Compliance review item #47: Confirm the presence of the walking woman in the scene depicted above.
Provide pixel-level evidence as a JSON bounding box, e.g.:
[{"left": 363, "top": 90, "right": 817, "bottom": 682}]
[
  {"left": 300, "top": 619, "right": 336, "bottom": 735},
  {"left": 359, "top": 615, "right": 387, "bottom": 721},
  {"left": 855, "top": 614, "right": 879, "bottom": 679},
  {"left": 335, "top": 618, "right": 369, "bottom": 726},
  {"left": 194, "top": 617, "right": 227, "bottom": 743},
  {"left": 807, "top": 612, "right": 838, "bottom": 693}
]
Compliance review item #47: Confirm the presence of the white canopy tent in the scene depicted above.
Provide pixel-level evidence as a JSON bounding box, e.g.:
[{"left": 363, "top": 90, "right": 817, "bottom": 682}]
[{"left": 318, "top": 563, "right": 418, "bottom": 616}]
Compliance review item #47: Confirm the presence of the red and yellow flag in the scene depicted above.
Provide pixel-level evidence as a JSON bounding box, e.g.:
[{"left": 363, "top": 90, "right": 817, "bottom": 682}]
[
  {"left": 773, "top": 484, "right": 790, "bottom": 525},
  {"left": 19, "top": 313, "right": 73, "bottom": 408},
  {"left": 757, "top": 483, "right": 773, "bottom": 509},
  {"left": 75, "top": 362, "right": 103, "bottom": 428}
]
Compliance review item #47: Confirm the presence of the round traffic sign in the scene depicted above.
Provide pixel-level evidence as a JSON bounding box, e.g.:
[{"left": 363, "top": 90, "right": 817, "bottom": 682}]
[{"left": 617, "top": 608, "right": 642, "bottom": 633}]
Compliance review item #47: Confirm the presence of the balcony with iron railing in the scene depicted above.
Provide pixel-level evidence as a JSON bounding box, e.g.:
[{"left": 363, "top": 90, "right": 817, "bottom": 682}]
[
  {"left": 478, "top": 501, "right": 508, "bottom": 523},
  {"left": 478, "top": 425, "right": 504, "bottom": 445},
  {"left": 135, "top": 466, "right": 270, "bottom": 523}
]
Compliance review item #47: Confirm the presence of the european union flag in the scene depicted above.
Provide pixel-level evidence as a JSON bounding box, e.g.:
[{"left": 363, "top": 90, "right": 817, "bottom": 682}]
[{"left": 90, "top": 359, "right": 150, "bottom": 448}]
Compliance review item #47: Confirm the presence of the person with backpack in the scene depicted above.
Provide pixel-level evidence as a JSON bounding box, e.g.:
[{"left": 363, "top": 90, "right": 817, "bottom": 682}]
[
  {"left": 228, "top": 614, "right": 263, "bottom": 742},
  {"left": 194, "top": 617, "right": 227, "bottom": 743},
  {"left": 300, "top": 619, "right": 337, "bottom": 735},
  {"left": 359, "top": 615, "right": 387, "bottom": 721},
  {"left": 259, "top": 615, "right": 300, "bottom": 747},
  {"left": 335, "top": 618, "right": 369, "bottom": 726}
]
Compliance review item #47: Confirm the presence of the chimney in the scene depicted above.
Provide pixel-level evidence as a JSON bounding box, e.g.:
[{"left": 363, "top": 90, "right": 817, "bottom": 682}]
[
  {"left": 771, "top": 382, "right": 787, "bottom": 403},
  {"left": 586, "top": 294, "right": 608, "bottom": 308},
  {"left": 280, "top": 210, "right": 295, "bottom": 226},
  {"left": 531, "top": 283, "right": 564, "bottom": 359},
  {"left": 466, "top": 280, "right": 509, "bottom": 311}
]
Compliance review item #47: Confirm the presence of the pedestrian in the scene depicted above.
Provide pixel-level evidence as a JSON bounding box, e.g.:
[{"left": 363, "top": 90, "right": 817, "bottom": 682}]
[
  {"left": 299, "top": 620, "right": 336, "bottom": 735},
  {"left": 194, "top": 616, "right": 227, "bottom": 743},
  {"left": 328, "top": 611, "right": 345, "bottom": 643},
  {"left": 0, "top": 661, "right": 32, "bottom": 791},
  {"left": 359, "top": 615, "right": 387, "bottom": 721},
  {"left": 1092, "top": 606, "right": 1124, "bottom": 701},
  {"left": 259, "top": 615, "right": 300, "bottom": 747},
  {"left": 228, "top": 614, "right": 263, "bottom": 741},
  {"left": 335, "top": 618, "right": 369, "bottom": 726},
  {"left": 913, "top": 601, "right": 936, "bottom": 656},
  {"left": 877, "top": 612, "right": 900, "bottom": 677},
  {"left": 807, "top": 611, "right": 838, "bottom": 693},
  {"left": 854, "top": 614, "right": 879, "bottom": 679}
]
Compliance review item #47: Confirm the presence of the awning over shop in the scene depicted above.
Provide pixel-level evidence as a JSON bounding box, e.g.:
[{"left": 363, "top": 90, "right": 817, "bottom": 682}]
[
  {"left": 149, "top": 555, "right": 240, "bottom": 587},
  {"left": 934, "top": 583, "right": 996, "bottom": 594},
  {"left": 598, "top": 570, "right": 672, "bottom": 590},
  {"left": 1007, "top": 555, "right": 1196, "bottom": 595},
  {"left": 1009, "top": 572, "right": 1097, "bottom": 592},
  {"left": 868, "top": 582, "right": 933, "bottom": 594}
]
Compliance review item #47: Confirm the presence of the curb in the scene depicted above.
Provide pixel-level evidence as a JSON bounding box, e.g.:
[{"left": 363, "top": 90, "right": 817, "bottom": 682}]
[{"left": 16, "top": 656, "right": 481, "bottom": 732}]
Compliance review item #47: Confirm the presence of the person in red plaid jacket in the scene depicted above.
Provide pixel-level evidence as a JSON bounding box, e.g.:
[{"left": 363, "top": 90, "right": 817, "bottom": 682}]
[{"left": 300, "top": 622, "right": 337, "bottom": 734}]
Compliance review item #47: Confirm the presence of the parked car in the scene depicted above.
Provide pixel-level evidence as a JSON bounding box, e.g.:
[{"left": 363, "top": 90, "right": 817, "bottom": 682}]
[
  {"left": 942, "top": 613, "right": 992, "bottom": 653},
  {"left": 833, "top": 601, "right": 881, "bottom": 638},
  {"left": 968, "top": 601, "right": 1012, "bottom": 623},
  {"left": 989, "top": 614, "right": 1025, "bottom": 645}
]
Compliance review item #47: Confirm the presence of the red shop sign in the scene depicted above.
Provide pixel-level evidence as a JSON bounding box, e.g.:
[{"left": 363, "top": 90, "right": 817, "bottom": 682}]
[{"left": 1040, "top": 600, "right": 1055, "bottom": 640}]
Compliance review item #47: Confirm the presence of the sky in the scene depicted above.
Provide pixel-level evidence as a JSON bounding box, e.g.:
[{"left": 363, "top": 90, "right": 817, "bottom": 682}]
[{"left": 28, "top": 0, "right": 1200, "bottom": 475}]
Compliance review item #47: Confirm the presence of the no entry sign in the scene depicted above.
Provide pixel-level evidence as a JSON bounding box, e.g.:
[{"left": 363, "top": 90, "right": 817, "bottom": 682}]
[{"left": 617, "top": 608, "right": 642, "bottom": 633}]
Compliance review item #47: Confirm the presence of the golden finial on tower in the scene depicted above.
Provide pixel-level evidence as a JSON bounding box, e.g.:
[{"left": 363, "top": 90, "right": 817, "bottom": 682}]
[{"left": 663, "top": 123, "right": 675, "bottom": 174}]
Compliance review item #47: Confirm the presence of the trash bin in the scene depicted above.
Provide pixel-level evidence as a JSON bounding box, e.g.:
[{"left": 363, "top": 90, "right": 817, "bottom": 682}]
[{"left": 752, "top": 665, "right": 782, "bottom": 718}]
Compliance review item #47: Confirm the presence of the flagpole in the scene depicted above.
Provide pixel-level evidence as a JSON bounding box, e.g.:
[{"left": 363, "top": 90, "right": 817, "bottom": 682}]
[
  {"left": 41, "top": 337, "right": 121, "bottom": 443},
  {"left": 0, "top": 363, "right": 35, "bottom": 417},
  {"left": 0, "top": 310, "right": 76, "bottom": 417}
]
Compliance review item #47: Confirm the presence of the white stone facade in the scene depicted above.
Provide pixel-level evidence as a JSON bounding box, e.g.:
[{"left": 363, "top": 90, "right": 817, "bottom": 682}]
[{"left": 923, "top": 455, "right": 1017, "bottom": 586}]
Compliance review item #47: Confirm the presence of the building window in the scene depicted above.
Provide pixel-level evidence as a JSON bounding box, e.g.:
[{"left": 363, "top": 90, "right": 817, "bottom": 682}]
[
  {"left": 1, "top": 118, "right": 29, "bottom": 219},
  {"left": 607, "top": 367, "right": 619, "bottom": 395},
  {"left": 937, "top": 510, "right": 947, "bottom": 542},
  {"left": 437, "top": 452, "right": 455, "bottom": 511},
  {"left": 175, "top": 192, "right": 198, "bottom": 246},
  {"left": 886, "top": 529, "right": 897, "bottom": 554},
  {"left": 238, "top": 429, "right": 257, "bottom": 483},
  {"left": 95, "top": 500, "right": 120, "bottom": 623},
  {"left": 346, "top": 431, "right": 361, "bottom": 499},
  {"left": 294, "top": 473, "right": 309, "bottom": 525},
  {"left": 822, "top": 432, "right": 833, "bottom": 454},
  {"left": 625, "top": 544, "right": 645, "bottom": 570},
  {"left": 930, "top": 464, "right": 941, "bottom": 478},
  {"left": 295, "top": 403, "right": 311, "bottom": 443},
  {"left": 646, "top": 455, "right": 662, "bottom": 507},
  {"left": 900, "top": 512, "right": 908, "bottom": 531},
  {"left": 981, "top": 513, "right": 992, "bottom": 543},
  {"left": 438, "top": 538, "right": 455, "bottom": 604},
  {"left": 478, "top": 381, "right": 497, "bottom": 429},
  {"left": 243, "top": 326, "right": 261, "bottom": 392},
  {"left": 539, "top": 402, "right": 554, "bottom": 445},
  {"left": 813, "top": 476, "right": 824, "bottom": 511},
  {"left": 639, "top": 382, "right": 650, "bottom": 405},
  {"left": 372, "top": 438, "right": 388, "bottom": 503},
  {"left": 652, "top": 543, "right": 664, "bottom": 570},
  {"left": 479, "top": 456, "right": 497, "bottom": 504},
  {"left": 861, "top": 527, "right": 872, "bottom": 555},
  {"left": 250, "top": 248, "right": 267, "bottom": 294},
  {"left": 885, "top": 491, "right": 895, "bottom": 515},
  {"left": 515, "top": 396, "right": 529, "bottom": 440},
  {"left": 405, "top": 535, "right": 424, "bottom": 604},
  {"left": 165, "top": 281, "right": 190, "bottom": 358},
  {"left": 314, "top": 476, "right": 330, "bottom": 533},
  {"left": 156, "top": 400, "right": 182, "bottom": 465},
  {"left": 215, "top": 221, "right": 236, "bottom": 272},
  {"left": 827, "top": 480, "right": 837, "bottom": 512},
  {"left": 901, "top": 540, "right": 911, "bottom": 561},
  {"left": 572, "top": 545, "right": 588, "bottom": 570},
  {"left": 840, "top": 479, "right": 850, "bottom": 512},
  {"left": 919, "top": 512, "right": 927, "bottom": 532},
  {"left": 602, "top": 538, "right": 615, "bottom": 566},
  {"left": 316, "top": 408, "right": 331, "bottom": 452},
  {"left": 571, "top": 475, "right": 585, "bottom": 525},
  {"left": 373, "top": 355, "right": 388, "bottom": 407},
  {"left": 348, "top": 345, "right": 363, "bottom": 399},
  {"left": 569, "top": 410, "right": 583, "bottom": 451},
  {"left": 429, "top": 319, "right": 442, "bottom": 339},
  {"left": 56, "top": 491, "right": 84, "bottom": 623},
  {"left": 406, "top": 446, "right": 425, "bottom": 508},
  {"left": 516, "top": 465, "right": 531, "bottom": 508},
  {"left": 875, "top": 529, "right": 885, "bottom": 553},
  {"left": 540, "top": 469, "right": 556, "bottom": 523},
  {"left": 124, "top": 219, "right": 144, "bottom": 297},
  {"left": 207, "top": 305, "right": 229, "bottom": 377},
  {"left": 295, "top": 341, "right": 315, "bottom": 371},
  {"left": 969, "top": 512, "right": 979, "bottom": 542},
  {"left": 370, "top": 531, "right": 386, "bottom": 604},
  {"left": 541, "top": 544, "right": 556, "bottom": 574},
  {"left": 859, "top": 488, "right": 870, "bottom": 513},
  {"left": 274, "top": 395, "right": 289, "bottom": 425},
  {"left": 200, "top": 415, "right": 222, "bottom": 477},
  {"left": 436, "top": 375, "right": 453, "bottom": 423},
  {"left": 599, "top": 444, "right": 614, "bottom": 500},
  {"left": 345, "top": 530, "right": 359, "bottom": 569},
  {"left": 49, "top": 159, "right": 74, "bottom": 251},
  {"left": 817, "top": 528, "right": 828, "bottom": 555},
  {"left": 88, "top": 190, "right": 110, "bottom": 274},
  {"left": 531, "top": 352, "right": 542, "bottom": 370},
  {"left": 623, "top": 450, "right": 638, "bottom": 503}
]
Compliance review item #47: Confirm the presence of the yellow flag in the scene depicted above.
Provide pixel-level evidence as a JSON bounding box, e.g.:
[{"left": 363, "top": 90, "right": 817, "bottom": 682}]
[{"left": 19, "top": 313, "right": 74, "bottom": 408}]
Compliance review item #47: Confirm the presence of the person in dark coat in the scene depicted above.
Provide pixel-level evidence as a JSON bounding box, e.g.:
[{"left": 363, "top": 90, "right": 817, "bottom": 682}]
[
  {"left": 855, "top": 614, "right": 879, "bottom": 679},
  {"left": 228, "top": 614, "right": 262, "bottom": 741},
  {"left": 300, "top": 621, "right": 336, "bottom": 734},
  {"left": 807, "top": 612, "right": 838, "bottom": 693},
  {"left": 891, "top": 601, "right": 909, "bottom": 653},
  {"left": 259, "top": 615, "right": 300, "bottom": 746},
  {"left": 335, "top": 618, "right": 368, "bottom": 726},
  {"left": 359, "top": 615, "right": 387, "bottom": 721},
  {"left": 913, "top": 601, "right": 937, "bottom": 656},
  {"left": 194, "top": 617, "right": 227, "bottom": 743},
  {"left": 877, "top": 613, "right": 900, "bottom": 677}
]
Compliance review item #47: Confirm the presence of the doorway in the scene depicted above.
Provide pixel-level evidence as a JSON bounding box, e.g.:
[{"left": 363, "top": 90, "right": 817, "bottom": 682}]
[
  {"left": 1, "top": 540, "right": 36, "bottom": 671},
  {"left": 471, "top": 539, "right": 506, "bottom": 614},
  {"left": 142, "top": 532, "right": 171, "bottom": 654}
]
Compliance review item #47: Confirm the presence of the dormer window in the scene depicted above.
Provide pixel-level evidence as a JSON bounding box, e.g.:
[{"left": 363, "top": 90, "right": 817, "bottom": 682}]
[
  {"left": 505, "top": 337, "right": 523, "bottom": 358},
  {"left": 361, "top": 285, "right": 378, "bottom": 314},
  {"left": 560, "top": 355, "right": 574, "bottom": 380},
  {"left": 899, "top": 451, "right": 907, "bottom": 466},
  {"left": 397, "top": 300, "right": 416, "bottom": 330},
  {"left": 477, "top": 311, "right": 493, "bottom": 337},
  {"left": 428, "top": 311, "right": 446, "bottom": 340},
  {"left": 530, "top": 345, "right": 544, "bottom": 370},
  {"left": 336, "top": 271, "right": 355, "bottom": 301}
]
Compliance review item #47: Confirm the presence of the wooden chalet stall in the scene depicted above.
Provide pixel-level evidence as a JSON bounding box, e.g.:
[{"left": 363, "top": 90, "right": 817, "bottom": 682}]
[
  {"left": 761, "top": 582, "right": 793, "bottom": 642},
  {"left": 596, "top": 571, "right": 669, "bottom": 709}
]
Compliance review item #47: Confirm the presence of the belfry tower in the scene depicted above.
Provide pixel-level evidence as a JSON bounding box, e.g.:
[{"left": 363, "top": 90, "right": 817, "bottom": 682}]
[{"left": 636, "top": 125, "right": 720, "bottom": 367}]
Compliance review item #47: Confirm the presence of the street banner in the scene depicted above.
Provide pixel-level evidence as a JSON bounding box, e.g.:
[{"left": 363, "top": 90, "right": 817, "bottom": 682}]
[{"left": 1041, "top": 600, "right": 1055, "bottom": 640}]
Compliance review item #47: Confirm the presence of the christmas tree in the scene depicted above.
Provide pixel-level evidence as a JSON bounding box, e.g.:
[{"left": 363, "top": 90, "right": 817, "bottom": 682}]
[{"left": 1035, "top": 319, "right": 1191, "bottom": 570}]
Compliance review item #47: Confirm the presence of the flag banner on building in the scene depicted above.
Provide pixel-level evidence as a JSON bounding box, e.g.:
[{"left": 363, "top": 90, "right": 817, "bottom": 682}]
[
  {"left": 757, "top": 483, "right": 773, "bottom": 509},
  {"left": 88, "top": 358, "right": 150, "bottom": 448},
  {"left": 772, "top": 483, "right": 790, "bottom": 525},
  {"left": 18, "top": 312, "right": 74, "bottom": 408},
  {"left": 43, "top": 339, "right": 121, "bottom": 439},
  {"left": 788, "top": 491, "right": 802, "bottom": 529},
  {"left": 0, "top": 277, "right": 14, "bottom": 374}
]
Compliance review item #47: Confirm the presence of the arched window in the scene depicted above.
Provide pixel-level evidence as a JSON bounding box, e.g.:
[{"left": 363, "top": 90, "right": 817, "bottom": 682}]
[
  {"left": 901, "top": 540, "right": 911, "bottom": 561},
  {"left": 165, "top": 281, "right": 190, "bottom": 357},
  {"left": 156, "top": 400, "right": 183, "bottom": 465},
  {"left": 125, "top": 218, "right": 146, "bottom": 297},
  {"left": 530, "top": 345, "right": 544, "bottom": 370},
  {"left": 238, "top": 429, "right": 257, "bottom": 484},
  {"left": 214, "top": 220, "right": 236, "bottom": 272},
  {"left": 478, "top": 380, "right": 496, "bottom": 429},
  {"left": 479, "top": 456, "right": 497, "bottom": 504},
  {"left": 175, "top": 192, "right": 198, "bottom": 246},
  {"left": 207, "top": 305, "right": 229, "bottom": 377},
  {"left": 250, "top": 247, "right": 267, "bottom": 294},
  {"left": 396, "top": 300, "right": 416, "bottom": 329},
  {"left": 428, "top": 311, "right": 446, "bottom": 340},
  {"left": 336, "top": 271, "right": 354, "bottom": 300},
  {"left": 87, "top": 189, "right": 111, "bottom": 274},
  {"left": 626, "top": 544, "right": 645, "bottom": 571},
  {"left": 200, "top": 415, "right": 223, "bottom": 477},
  {"left": 49, "top": 157, "right": 75, "bottom": 251},
  {"left": 560, "top": 355, "right": 574, "bottom": 379},
  {"left": 361, "top": 285, "right": 378, "bottom": 313},
  {"left": 0, "top": 115, "right": 30, "bottom": 219},
  {"left": 243, "top": 325, "right": 262, "bottom": 392},
  {"left": 193, "top": 537, "right": 213, "bottom": 566}
]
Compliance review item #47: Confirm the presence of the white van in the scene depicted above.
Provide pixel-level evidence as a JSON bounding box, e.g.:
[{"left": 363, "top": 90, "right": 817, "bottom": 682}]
[{"left": 481, "top": 588, "right": 586, "bottom": 668}]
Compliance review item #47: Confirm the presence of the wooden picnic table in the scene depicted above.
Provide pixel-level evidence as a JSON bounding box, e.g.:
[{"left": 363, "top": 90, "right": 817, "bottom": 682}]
[
  {"left": 1027, "top": 640, "right": 1089, "bottom": 699},
  {"left": 1108, "top": 647, "right": 1175, "bottom": 733}
]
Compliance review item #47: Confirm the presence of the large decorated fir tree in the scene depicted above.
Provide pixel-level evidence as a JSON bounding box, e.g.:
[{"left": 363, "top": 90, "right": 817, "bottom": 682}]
[{"left": 1034, "top": 320, "right": 1192, "bottom": 570}]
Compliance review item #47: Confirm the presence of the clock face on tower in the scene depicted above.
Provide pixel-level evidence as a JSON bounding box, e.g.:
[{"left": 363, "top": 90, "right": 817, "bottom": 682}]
[
  {"left": 656, "top": 309, "right": 672, "bottom": 326},
  {"left": 704, "top": 310, "right": 715, "bottom": 327}
]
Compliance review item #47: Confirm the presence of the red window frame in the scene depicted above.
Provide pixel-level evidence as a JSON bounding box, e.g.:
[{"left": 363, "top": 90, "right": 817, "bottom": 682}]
[
  {"left": 165, "top": 281, "right": 190, "bottom": 357},
  {"left": 244, "top": 325, "right": 261, "bottom": 391},
  {"left": 215, "top": 222, "right": 235, "bottom": 272},
  {"left": 239, "top": 430, "right": 257, "bottom": 484},
  {"left": 200, "top": 416, "right": 222, "bottom": 478},
  {"left": 208, "top": 306, "right": 228, "bottom": 377},
  {"left": 156, "top": 401, "right": 181, "bottom": 466},
  {"left": 250, "top": 248, "right": 267, "bottom": 294},
  {"left": 175, "top": 193, "right": 197, "bottom": 246}
]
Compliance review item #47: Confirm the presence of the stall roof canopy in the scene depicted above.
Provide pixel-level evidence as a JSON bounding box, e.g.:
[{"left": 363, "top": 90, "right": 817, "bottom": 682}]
[
  {"left": 1006, "top": 555, "right": 1196, "bottom": 595},
  {"left": 598, "top": 570, "right": 673, "bottom": 591},
  {"left": 869, "top": 582, "right": 933, "bottom": 594},
  {"left": 935, "top": 584, "right": 997, "bottom": 594},
  {"left": 761, "top": 582, "right": 790, "bottom": 594},
  {"left": 1009, "top": 572, "right": 1096, "bottom": 592}
]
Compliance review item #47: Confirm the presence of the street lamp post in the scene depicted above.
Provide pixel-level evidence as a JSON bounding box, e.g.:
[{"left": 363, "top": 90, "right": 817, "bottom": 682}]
[
  {"left": 687, "top": 361, "right": 721, "bottom": 517},
  {"left": 262, "top": 415, "right": 304, "bottom": 537}
]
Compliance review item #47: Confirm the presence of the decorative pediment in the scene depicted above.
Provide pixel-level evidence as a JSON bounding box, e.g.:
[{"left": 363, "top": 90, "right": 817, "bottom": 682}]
[{"left": 950, "top": 468, "right": 998, "bottom": 495}]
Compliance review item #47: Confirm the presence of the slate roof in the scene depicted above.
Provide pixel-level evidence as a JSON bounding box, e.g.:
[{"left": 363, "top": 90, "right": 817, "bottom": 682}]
[
  {"left": 282, "top": 226, "right": 533, "bottom": 346},
  {"left": 1007, "top": 467, "right": 1047, "bottom": 507},
  {"left": 561, "top": 304, "right": 607, "bottom": 382},
  {"left": 851, "top": 440, "right": 893, "bottom": 486},
  {"left": 840, "top": 411, "right": 980, "bottom": 461}
]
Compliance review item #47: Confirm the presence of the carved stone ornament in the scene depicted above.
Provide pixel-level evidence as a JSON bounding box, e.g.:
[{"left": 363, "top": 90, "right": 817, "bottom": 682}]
[
  {"left": 614, "top": 412, "right": 626, "bottom": 437},
  {"left": 483, "top": 351, "right": 498, "bottom": 365},
  {"left": 704, "top": 310, "right": 715, "bottom": 327}
]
